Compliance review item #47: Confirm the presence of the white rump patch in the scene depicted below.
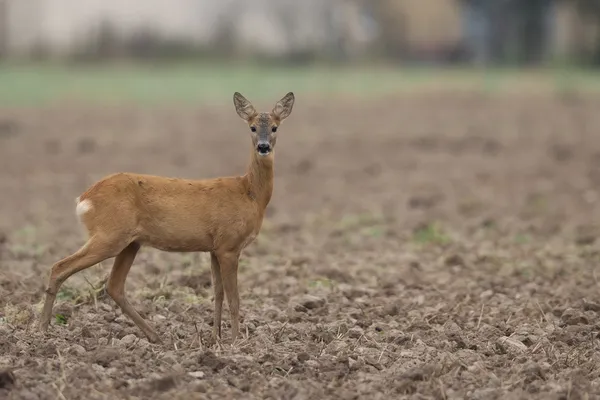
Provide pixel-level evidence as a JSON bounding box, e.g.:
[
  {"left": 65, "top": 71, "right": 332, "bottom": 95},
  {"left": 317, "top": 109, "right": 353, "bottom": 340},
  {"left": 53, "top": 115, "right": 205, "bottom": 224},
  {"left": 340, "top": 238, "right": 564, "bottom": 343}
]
[{"left": 75, "top": 198, "right": 93, "bottom": 217}]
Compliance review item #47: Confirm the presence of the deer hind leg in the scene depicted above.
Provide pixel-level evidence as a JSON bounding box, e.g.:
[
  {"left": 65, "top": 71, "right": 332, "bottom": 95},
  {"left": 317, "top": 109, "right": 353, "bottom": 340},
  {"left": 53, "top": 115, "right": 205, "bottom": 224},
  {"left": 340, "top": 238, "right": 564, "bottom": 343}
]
[
  {"left": 39, "top": 234, "right": 128, "bottom": 332},
  {"left": 210, "top": 252, "right": 224, "bottom": 340},
  {"left": 105, "top": 242, "right": 159, "bottom": 343},
  {"left": 216, "top": 251, "right": 240, "bottom": 343}
]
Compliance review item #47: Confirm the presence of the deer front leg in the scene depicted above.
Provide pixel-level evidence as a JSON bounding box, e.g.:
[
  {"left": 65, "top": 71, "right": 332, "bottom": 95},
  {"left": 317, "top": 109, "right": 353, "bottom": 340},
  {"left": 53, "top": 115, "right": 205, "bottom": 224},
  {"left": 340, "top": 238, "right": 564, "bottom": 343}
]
[
  {"left": 210, "top": 252, "right": 224, "bottom": 340},
  {"left": 216, "top": 251, "right": 240, "bottom": 343}
]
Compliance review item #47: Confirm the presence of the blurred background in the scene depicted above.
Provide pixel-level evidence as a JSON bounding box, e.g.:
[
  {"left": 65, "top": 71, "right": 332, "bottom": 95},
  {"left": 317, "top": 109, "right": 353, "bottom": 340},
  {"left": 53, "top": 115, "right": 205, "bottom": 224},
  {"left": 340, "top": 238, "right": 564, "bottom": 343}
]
[
  {"left": 1, "top": 0, "right": 600, "bottom": 105},
  {"left": 1, "top": 0, "right": 600, "bottom": 65}
]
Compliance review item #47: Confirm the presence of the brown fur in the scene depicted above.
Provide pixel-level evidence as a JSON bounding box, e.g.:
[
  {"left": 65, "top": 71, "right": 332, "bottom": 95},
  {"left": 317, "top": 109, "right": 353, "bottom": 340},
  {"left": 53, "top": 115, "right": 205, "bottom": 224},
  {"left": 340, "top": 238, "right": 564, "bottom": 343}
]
[{"left": 38, "top": 92, "right": 295, "bottom": 344}]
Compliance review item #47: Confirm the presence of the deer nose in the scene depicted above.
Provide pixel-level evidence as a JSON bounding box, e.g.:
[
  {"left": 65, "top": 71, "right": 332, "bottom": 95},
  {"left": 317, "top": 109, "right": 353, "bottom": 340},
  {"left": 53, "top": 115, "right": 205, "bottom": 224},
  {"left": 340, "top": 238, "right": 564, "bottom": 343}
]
[{"left": 257, "top": 143, "right": 271, "bottom": 154}]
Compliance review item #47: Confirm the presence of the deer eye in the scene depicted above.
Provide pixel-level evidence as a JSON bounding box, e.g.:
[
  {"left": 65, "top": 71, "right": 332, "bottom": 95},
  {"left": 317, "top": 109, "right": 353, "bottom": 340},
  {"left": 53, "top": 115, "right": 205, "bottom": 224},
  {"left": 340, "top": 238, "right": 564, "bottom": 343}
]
[
  {"left": 250, "top": 126, "right": 256, "bottom": 132},
  {"left": 271, "top": 126, "right": 278, "bottom": 133}
]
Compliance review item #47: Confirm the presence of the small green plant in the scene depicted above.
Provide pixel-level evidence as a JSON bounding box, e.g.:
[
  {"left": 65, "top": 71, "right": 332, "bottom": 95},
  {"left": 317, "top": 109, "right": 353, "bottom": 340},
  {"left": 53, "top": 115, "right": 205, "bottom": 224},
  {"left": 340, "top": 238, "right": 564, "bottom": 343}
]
[
  {"left": 57, "top": 286, "right": 80, "bottom": 301},
  {"left": 517, "top": 266, "right": 533, "bottom": 279},
  {"left": 363, "top": 226, "right": 384, "bottom": 238},
  {"left": 514, "top": 233, "right": 531, "bottom": 244},
  {"left": 14, "top": 225, "right": 37, "bottom": 241},
  {"left": 338, "top": 213, "right": 385, "bottom": 231},
  {"left": 181, "top": 293, "right": 205, "bottom": 305},
  {"left": 308, "top": 278, "right": 334, "bottom": 289},
  {"left": 55, "top": 314, "right": 67, "bottom": 325},
  {"left": 413, "top": 222, "right": 451, "bottom": 245}
]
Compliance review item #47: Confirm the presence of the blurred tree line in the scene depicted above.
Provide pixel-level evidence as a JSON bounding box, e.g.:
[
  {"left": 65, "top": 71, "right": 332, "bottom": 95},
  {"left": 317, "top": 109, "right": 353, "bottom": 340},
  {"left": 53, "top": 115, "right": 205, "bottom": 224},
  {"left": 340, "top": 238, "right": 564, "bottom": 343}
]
[
  {"left": 3, "top": 0, "right": 600, "bottom": 66},
  {"left": 373, "top": 0, "right": 600, "bottom": 67},
  {"left": 457, "top": 0, "right": 555, "bottom": 65},
  {"left": 571, "top": 0, "right": 600, "bottom": 65}
]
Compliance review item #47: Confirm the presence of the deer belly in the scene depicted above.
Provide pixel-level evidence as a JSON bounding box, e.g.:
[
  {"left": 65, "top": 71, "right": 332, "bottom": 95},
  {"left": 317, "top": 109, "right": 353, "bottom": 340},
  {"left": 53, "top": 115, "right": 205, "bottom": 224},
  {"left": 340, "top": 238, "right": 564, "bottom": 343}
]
[{"left": 139, "top": 228, "right": 214, "bottom": 253}]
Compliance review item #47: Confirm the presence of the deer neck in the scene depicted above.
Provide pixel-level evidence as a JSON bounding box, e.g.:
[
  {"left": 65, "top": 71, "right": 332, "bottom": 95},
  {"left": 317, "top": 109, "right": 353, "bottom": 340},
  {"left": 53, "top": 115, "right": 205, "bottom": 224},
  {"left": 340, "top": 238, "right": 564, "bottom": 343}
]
[{"left": 245, "top": 147, "right": 274, "bottom": 211}]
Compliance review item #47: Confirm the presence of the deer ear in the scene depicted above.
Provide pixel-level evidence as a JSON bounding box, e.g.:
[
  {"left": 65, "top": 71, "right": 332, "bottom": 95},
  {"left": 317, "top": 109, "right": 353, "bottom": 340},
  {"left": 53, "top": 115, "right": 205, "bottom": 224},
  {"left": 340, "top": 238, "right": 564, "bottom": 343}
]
[
  {"left": 272, "top": 92, "right": 295, "bottom": 121},
  {"left": 233, "top": 92, "right": 257, "bottom": 121}
]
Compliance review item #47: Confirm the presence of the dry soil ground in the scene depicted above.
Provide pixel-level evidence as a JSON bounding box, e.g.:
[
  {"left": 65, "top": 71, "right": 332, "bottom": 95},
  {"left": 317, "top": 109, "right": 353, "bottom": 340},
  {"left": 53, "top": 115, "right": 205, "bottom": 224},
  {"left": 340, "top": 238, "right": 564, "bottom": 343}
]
[{"left": 2, "top": 93, "right": 600, "bottom": 399}]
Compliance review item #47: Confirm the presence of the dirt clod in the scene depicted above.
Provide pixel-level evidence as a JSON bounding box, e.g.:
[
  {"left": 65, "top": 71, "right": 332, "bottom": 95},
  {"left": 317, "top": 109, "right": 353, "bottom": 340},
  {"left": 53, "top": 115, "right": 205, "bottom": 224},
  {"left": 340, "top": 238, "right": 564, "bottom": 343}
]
[
  {"left": 400, "top": 364, "right": 435, "bottom": 381},
  {"left": 444, "top": 254, "right": 465, "bottom": 266},
  {"left": 69, "top": 344, "right": 87, "bottom": 356},
  {"left": 148, "top": 374, "right": 178, "bottom": 392},
  {"left": 120, "top": 334, "right": 138, "bottom": 346},
  {"left": 198, "top": 351, "right": 228, "bottom": 372},
  {"left": 299, "top": 294, "right": 325, "bottom": 310},
  {"left": 188, "top": 371, "right": 205, "bottom": 379},
  {"left": 91, "top": 348, "right": 121, "bottom": 367},
  {"left": 560, "top": 308, "right": 589, "bottom": 326},
  {"left": 496, "top": 336, "right": 528, "bottom": 353},
  {"left": 382, "top": 303, "right": 399, "bottom": 316},
  {"left": 0, "top": 370, "right": 15, "bottom": 389},
  {"left": 582, "top": 300, "right": 600, "bottom": 312},
  {"left": 522, "top": 361, "right": 545, "bottom": 383}
]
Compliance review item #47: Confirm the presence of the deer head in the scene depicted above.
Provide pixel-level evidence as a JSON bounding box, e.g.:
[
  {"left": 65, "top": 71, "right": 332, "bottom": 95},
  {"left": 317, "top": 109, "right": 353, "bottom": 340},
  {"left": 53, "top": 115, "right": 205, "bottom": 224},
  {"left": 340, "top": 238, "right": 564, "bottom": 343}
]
[{"left": 233, "top": 92, "right": 295, "bottom": 157}]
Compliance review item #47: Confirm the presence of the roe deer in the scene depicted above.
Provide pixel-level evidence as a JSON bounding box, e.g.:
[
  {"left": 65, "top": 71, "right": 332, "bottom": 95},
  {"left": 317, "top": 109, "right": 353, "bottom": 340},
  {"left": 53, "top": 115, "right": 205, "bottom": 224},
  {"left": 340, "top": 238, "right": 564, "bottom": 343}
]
[{"left": 38, "top": 92, "right": 295, "bottom": 344}]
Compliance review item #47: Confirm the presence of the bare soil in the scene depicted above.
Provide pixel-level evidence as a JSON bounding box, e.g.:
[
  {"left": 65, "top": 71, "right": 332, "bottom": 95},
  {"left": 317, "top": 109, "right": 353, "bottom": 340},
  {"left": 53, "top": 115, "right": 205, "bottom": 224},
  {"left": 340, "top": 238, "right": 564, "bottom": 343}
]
[{"left": 2, "top": 94, "right": 600, "bottom": 399}]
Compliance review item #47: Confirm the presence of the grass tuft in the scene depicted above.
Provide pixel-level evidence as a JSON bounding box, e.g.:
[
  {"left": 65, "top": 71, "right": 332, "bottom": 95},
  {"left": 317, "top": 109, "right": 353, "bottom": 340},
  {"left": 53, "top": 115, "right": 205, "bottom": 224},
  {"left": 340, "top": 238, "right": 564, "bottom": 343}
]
[{"left": 413, "top": 222, "right": 451, "bottom": 245}]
